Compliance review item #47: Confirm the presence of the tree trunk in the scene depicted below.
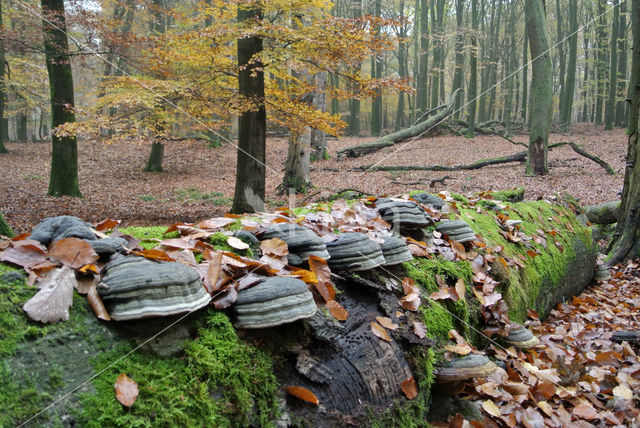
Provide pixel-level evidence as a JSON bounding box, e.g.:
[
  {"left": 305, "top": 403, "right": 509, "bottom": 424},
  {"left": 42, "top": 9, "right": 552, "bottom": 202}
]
[
  {"left": 41, "top": 0, "right": 81, "bottom": 197},
  {"left": 281, "top": 129, "right": 311, "bottom": 194},
  {"left": 0, "top": 0, "right": 6, "bottom": 153},
  {"left": 594, "top": 0, "right": 608, "bottom": 126},
  {"left": 16, "top": 114, "right": 27, "bottom": 141},
  {"left": 231, "top": 3, "right": 265, "bottom": 214},
  {"left": 525, "top": 0, "right": 552, "bottom": 176},
  {"left": 452, "top": 0, "right": 464, "bottom": 118},
  {"left": 608, "top": 0, "right": 640, "bottom": 266},
  {"left": 415, "top": 0, "right": 430, "bottom": 116},
  {"left": 521, "top": 26, "right": 529, "bottom": 122},
  {"left": 616, "top": 0, "right": 628, "bottom": 127},
  {"left": 467, "top": 0, "right": 478, "bottom": 136},
  {"left": 555, "top": 0, "right": 567, "bottom": 119},
  {"left": 370, "top": 0, "right": 382, "bottom": 137},
  {"left": 310, "top": 73, "right": 328, "bottom": 161},
  {"left": 560, "top": 0, "right": 578, "bottom": 128},
  {"left": 143, "top": 140, "right": 164, "bottom": 172},
  {"left": 503, "top": 5, "right": 517, "bottom": 137},
  {"left": 605, "top": 1, "right": 620, "bottom": 130},
  {"left": 348, "top": 0, "right": 362, "bottom": 137}
]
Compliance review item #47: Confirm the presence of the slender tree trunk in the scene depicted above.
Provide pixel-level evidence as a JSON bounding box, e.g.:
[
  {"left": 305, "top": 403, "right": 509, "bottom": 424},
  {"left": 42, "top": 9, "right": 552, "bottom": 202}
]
[
  {"left": 616, "top": 0, "right": 629, "bottom": 127},
  {"left": 595, "top": 0, "right": 608, "bottom": 126},
  {"left": 430, "top": 0, "right": 445, "bottom": 108},
  {"left": 467, "top": 0, "right": 478, "bottom": 136},
  {"left": 16, "top": 113, "right": 27, "bottom": 141},
  {"left": 560, "top": 0, "right": 578, "bottom": 128},
  {"left": 452, "top": 0, "right": 464, "bottom": 118},
  {"left": 370, "top": 0, "right": 382, "bottom": 137},
  {"left": 144, "top": 140, "right": 164, "bottom": 172},
  {"left": 605, "top": 1, "right": 620, "bottom": 130},
  {"left": 330, "top": 72, "right": 339, "bottom": 116},
  {"left": 607, "top": 0, "right": 640, "bottom": 266},
  {"left": 282, "top": 129, "right": 311, "bottom": 193},
  {"left": 556, "top": 0, "right": 567, "bottom": 119},
  {"left": 348, "top": 0, "right": 362, "bottom": 137},
  {"left": 231, "top": 3, "right": 265, "bottom": 214},
  {"left": 582, "top": 29, "right": 590, "bottom": 122},
  {"left": 0, "top": 0, "right": 6, "bottom": 154},
  {"left": 41, "top": 0, "right": 81, "bottom": 197},
  {"left": 311, "top": 72, "right": 328, "bottom": 160},
  {"left": 525, "top": 0, "right": 552, "bottom": 176},
  {"left": 503, "top": 5, "right": 517, "bottom": 136},
  {"left": 522, "top": 26, "right": 529, "bottom": 122},
  {"left": 415, "top": 0, "right": 430, "bottom": 116}
]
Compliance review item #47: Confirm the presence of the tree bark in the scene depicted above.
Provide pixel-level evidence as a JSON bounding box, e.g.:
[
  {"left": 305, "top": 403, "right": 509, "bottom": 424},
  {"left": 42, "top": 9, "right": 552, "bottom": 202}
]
[
  {"left": 337, "top": 89, "right": 461, "bottom": 158},
  {"left": 605, "top": 1, "right": 620, "bottom": 130},
  {"left": 348, "top": 0, "right": 362, "bottom": 137},
  {"left": 0, "top": 0, "right": 5, "bottom": 154},
  {"left": 560, "top": 0, "right": 578, "bottom": 128},
  {"left": 144, "top": 140, "right": 164, "bottom": 172},
  {"left": 616, "top": 0, "right": 628, "bottom": 127},
  {"left": 370, "top": 0, "right": 382, "bottom": 137},
  {"left": 41, "top": 0, "right": 81, "bottom": 197},
  {"left": 415, "top": 0, "right": 430, "bottom": 117},
  {"left": 231, "top": 3, "right": 265, "bottom": 214},
  {"left": 521, "top": 26, "right": 529, "bottom": 123},
  {"left": 525, "top": 0, "right": 552, "bottom": 176},
  {"left": 452, "top": 0, "right": 464, "bottom": 118},
  {"left": 467, "top": 0, "right": 478, "bottom": 136},
  {"left": 608, "top": 0, "right": 640, "bottom": 266}
]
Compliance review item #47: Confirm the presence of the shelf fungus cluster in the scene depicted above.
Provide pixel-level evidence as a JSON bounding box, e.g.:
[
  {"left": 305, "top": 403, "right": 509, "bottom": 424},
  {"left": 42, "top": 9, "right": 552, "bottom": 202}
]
[
  {"left": 435, "top": 219, "right": 477, "bottom": 243},
  {"left": 411, "top": 192, "right": 445, "bottom": 210},
  {"left": 375, "top": 198, "right": 433, "bottom": 230},
  {"left": 232, "top": 276, "right": 317, "bottom": 329},
  {"left": 380, "top": 236, "right": 414, "bottom": 266},
  {"left": 98, "top": 255, "right": 212, "bottom": 321},
  {"left": 259, "top": 223, "right": 330, "bottom": 266},
  {"left": 435, "top": 354, "right": 498, "bottom": 383},
  {"left": 325, "top": 232, "right": 387, "bottom": 271}
]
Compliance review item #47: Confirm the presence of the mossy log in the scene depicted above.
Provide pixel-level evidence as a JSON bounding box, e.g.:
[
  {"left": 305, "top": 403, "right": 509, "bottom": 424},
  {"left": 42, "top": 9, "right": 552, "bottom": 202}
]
[
  {"left": 584, "top": 200, "right": 620, "bottom": 225},
  {"left": 0, "top": 198, "right": 597, "bottom": 427},
  {"left": 337, "top": 89, "right": 462, "bottom": 159},
  {"left": 0, "top": 212, "right": 13, "bottom": 237}
]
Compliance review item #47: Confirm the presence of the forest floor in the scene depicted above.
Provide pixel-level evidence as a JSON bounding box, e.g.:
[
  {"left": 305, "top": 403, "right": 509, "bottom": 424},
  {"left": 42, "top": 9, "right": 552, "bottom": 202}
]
[{"left": 0, "top": 123, "right": 626, "bottom": 234}]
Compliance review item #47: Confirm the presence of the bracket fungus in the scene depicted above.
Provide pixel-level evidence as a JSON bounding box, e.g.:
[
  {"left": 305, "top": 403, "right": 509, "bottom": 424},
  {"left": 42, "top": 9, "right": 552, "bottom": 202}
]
[
  {"left": 260, "top": 223, "right": 329, "bottom": 265},
  {"left": 435, "top": 354, "right": 498, "bottom": 383},
  {"left": 232, "top": 276, "right": 317, "bottom": 329},
  {"left": 375, "top": 199, "right": 433, "bottom": 229},
  {"left": 98, "top": 255, "right": 211, "bottom": 321},
  {"left": 435, "top": 220, "right": 477, "bottom": 243},
  {"left": 380, "top": 236, "right": 413, "bottom": 266},
  {"left": 411, "top": 192, "right": 445, "bottom": 210},
  {"left": 504, "top": 324, "right": 540, "bottom": 349},
  {"left": 325, "top": 232, "right": 386, "bottom": 272},
  {"left": 30, "top": 215, "right": 97, "bottom": 246}
]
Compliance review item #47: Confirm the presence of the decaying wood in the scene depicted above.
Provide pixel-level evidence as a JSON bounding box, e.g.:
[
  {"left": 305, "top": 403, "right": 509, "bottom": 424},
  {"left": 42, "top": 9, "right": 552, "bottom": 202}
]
[
  {"left": 337, "top": 89, "right": 462, "bottom": 159},
  {"left": 611, "top": 330, "right": 640, "bottom": 345},
  {"left": 354, "top": 142, "right": 616, "bottom": 175},
  {"left": 584, "top": 201, "right": 621, "bottom": 225}
]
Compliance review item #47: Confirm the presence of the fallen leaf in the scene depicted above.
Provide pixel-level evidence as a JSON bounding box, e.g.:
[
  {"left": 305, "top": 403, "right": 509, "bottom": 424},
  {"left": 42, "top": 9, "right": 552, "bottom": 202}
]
[
  {"left": 412, "top": 321, "right": 427, "bottom": 338},
  {"left": 48, "top": 238, "right": 99, "bottom": 269},
  {"left": 612, "top": 384, "right": 633, "bottom": 400},
  {"left": 227, "top": 236, "right": 249, "bottom": 250},
  {"left": 79, "top": 263, "right": 99, "bottom": 274},
  {"left": 573, "top": 403, "right": 598, "bottom": 420},
  {"left": 284, "top": 386, "right": 319, "bottom": 405},
  {"left": 261, "top": 238, "right": 288, "bottom": 256},
  {"left": 94, "top": 218, "right": 120, "bottom": 231},
  {"left": 400, "top": 377, "right": 418, "bottom": 399},
  {"left": 114, "top": 373, "right": 138, "bottom": 407},
  {"left": 481, "top": 399, "right": 501, "bottom": 417},
  {"left": 0, "top": 239, "right": 47, "bottom": 269},
  {"left": 131, "top": 249, "right": 175, "bottom": 262},
  {"left": 327, "top": 300, "right": 348, "bottom": 321},
  {"left": 213, "top": 286, "right": 238, "bottom": 309},
  {"left": 87, "top": 286, "right": 111, "bottom": 321},
  {"left": 23, "top": 267, "right": 76, "bottom": 323},
  {"left": 455, "top": 278, "right": 466, "bottom": 301},
  {"left": 376, "top": 316, "right": 398, "bottom": 330},
  {"left": 371, "top": 321, "right": 392, "bottom": 342}
]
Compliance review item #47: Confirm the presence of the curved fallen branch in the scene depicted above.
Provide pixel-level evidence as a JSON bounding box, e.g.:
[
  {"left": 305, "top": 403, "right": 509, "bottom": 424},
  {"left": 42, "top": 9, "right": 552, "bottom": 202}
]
[
  {"left": 337, "top": 89, "right": 462, "bottom": 159},
  {"left": 354, "top": 142, "right": 616, "bottom": 174}
]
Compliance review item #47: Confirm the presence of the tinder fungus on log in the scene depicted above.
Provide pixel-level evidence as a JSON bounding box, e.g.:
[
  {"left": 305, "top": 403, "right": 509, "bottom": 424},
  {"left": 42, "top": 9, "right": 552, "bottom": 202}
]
[
  {"left": 435, "top": 219, "right": 477, "bottom": 243},
  {"left": 260, "top": 223, "right": 330, "bottom": 265},
  {"left": 380, "top": 236, "right": 413, "bottom": 266},
  {"left": 30, "top": 215, "right": 97, "bottom": 246},
  {"left": 504, "top": 324, "right": 540, "bottom": 349},
  {"left": 375, "top": 198, "right": 433, "bottom": 228},
  {"left": 435, "top": 354, "right": 497, "bottom": 382},
  {"left": 325, "top": 232, "right": 386, "bottom": 271},
  {"left": 411, "top": 192, "right": 445, "bottom": 210},
  {"left": 232, "top": 276, "right": 317, "bottom": 329},
  {"left": 98, "top": 255, "right": 211, "bottom": 321}
]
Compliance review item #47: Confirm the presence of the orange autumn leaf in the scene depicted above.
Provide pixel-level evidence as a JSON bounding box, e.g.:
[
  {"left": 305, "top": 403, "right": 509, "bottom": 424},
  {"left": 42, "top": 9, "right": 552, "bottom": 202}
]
[
  {"left": 132, "top": 248, "right": 175, "bottom": 262},
  {"left": 376, "top": 316, "right": 398, "bottom": 330},
  {"left": 114, "top": 373, "right": 138, "bottom": 407},
  {"left": 79, "top": 263, "right": 99, "bottom": 274},
  {"left": 327, "top": 300, "right": 348, "bottom": 321},
  {"left": 284, "top": 386, "right": 319, "bottom": 405},
  {"left": 400, "top": 377, "right": 418, "bottom": 399},
  {"left": 87, "top": 286, "right": 111, "bottom": 321},
  {"left": 49, "top": 237, "right": 99, "bottom": 269},
  {"left": 94, "top": 218, "right": 120, "bottom": 231}
]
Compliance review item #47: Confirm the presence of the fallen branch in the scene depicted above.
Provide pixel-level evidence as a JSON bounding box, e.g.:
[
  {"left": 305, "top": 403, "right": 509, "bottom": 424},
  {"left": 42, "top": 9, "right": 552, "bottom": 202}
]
[
  {"left": 355, "top": 142, "right": 616, "bottom": 175},
  {"left": 337, "top": 89, "right": 462, "bottom": 159}
]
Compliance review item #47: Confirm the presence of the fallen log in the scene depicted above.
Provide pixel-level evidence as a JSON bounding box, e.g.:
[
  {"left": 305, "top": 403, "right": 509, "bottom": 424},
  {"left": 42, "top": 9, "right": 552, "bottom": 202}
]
[
  {"left": 337, "top": 89, "right": 462, "bottom": 159},
  {"left": 355, "top": 142, "right": 616, "bottom": 175},
  {"left": 584, "top": 201, "right": 620, "bottom": 225}
]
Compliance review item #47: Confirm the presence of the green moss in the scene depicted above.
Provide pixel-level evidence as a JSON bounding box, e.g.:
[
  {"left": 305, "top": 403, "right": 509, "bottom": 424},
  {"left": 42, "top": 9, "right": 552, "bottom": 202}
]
[
  {"left": 209, "top": 232, "right": 254, "bottom": 257},
  {"left": 450, "top": 193, "right": 469, "bottom": 204},
  {"left": 0, "top": 212, "right": 13, "bottom": 237},
  {"left": 117, "top": 226, "right": 179, "bottom": 250},
  {"left": 486, "top": 186, "right": 525, "bottom": 202},
  {"left": 78, "top": 311, "right": 278, "bottom": 428}
]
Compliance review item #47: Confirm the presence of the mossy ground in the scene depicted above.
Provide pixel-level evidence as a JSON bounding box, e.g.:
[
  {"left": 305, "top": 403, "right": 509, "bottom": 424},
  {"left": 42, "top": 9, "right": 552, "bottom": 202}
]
[{"left": 0, "top": 212, "right": 14, "bottom": 237}]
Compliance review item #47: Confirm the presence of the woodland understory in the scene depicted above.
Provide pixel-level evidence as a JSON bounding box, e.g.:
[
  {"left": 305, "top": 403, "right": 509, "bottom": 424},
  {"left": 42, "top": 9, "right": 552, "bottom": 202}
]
[{"left": 0, "top": 125, "right": 626, "bottom": 234}]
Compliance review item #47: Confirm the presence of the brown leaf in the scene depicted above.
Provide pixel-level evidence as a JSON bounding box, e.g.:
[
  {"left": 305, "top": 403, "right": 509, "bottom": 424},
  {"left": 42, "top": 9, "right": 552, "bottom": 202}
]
[
  {"left": 455, "top": 278, "right": 466, "bottom": 301},
  {"left": 87, "top": 286, "right": 111, "bottom": 321},
  {"left": 308, "top": 255, "right": 332, "bottom": 283},
  {"left": 284, "top": 386, "right": 319, "bottom": 405},
  {"left": 573, "top": 403, "right": 598, "bottom": 420},
  {"left": 400, "top": 377, "right": 418, "bottom": 399},
  {"left": 196, "top": 217, "right": 236, "bottom": 230},
  {"left": 94, "top": 218, "right": 120, "bottom": 231},
  {"left": 213, "top": 286, "right": 238, "bottom": 309},
  {"left": 23, "top": 267, "right": 76, "bottom": 323},
  {"left": 114, "top": 373, "right": 139, "bottom": 407},
  {"left": 288, "top": 268, "right": 318, "bottom": 284},
  {"left": 261, "top": 238, "right": 289, "bottom": 257},
  {"left": 376, "top": 316, "right": 398, "bottom": 330},
  {"left": 429, "top": 288, "right": 456, "bottom": 301},
  {"left": 48, "top": 238, "right": 99, "bottom": 269},
  {"left": 327, "top": 300, "right": 348, "bottom": 321},
  {"left": 79, "top": 263, "right": 99, "bottom": 274},
  {"left": 371, "top": 321, "right": 392, "bottom": 342},
  {"left": 0, "top": 239, "right": 47, "bottom": 269},
  {"left": 412, "top": 321, "right": 427, "bottom": 339},
  {"left": 399, "top": 292, "right": 421, "bottom": 311},
  {"left": 481, "top": 399, "right": 501, "bottom": 417},
  {"left": 131, "top": 248, "right": 175, "bottom": 262}
]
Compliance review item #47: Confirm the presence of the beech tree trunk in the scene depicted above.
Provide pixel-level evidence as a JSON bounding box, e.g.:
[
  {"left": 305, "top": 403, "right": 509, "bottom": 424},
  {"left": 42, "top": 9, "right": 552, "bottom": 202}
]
[
  {"left": 616, "top": 0, "right": 628, "bottom": 127},
  {"left": 608, "top": 0, "right": 640, "bottom": 266},
  {"left": 144, "top": 140, "right": 164, "bottom": 172},
  {"left": 467, "top": 0, "right": 478, "bottom": 137},
  {"left": 605, "top": 1, "right": 620, "bottom": 130},
  {"left": 231, "top": 3, "right": 265, "bottom": 214},
  {"left": 415, "top": 0, "right": 430, "bottom": 117},
  {"left": 560, "top": 0, "right": 578, "bottom": 128},
  {"left": 41, "top": 0, "right": 81, "bottom": 197},
  {"left": 525, "top": 0, "right": 552, "bottom": 176},
  {"left": 0, "top": 0, "right": 6, "bottom": 154}
]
